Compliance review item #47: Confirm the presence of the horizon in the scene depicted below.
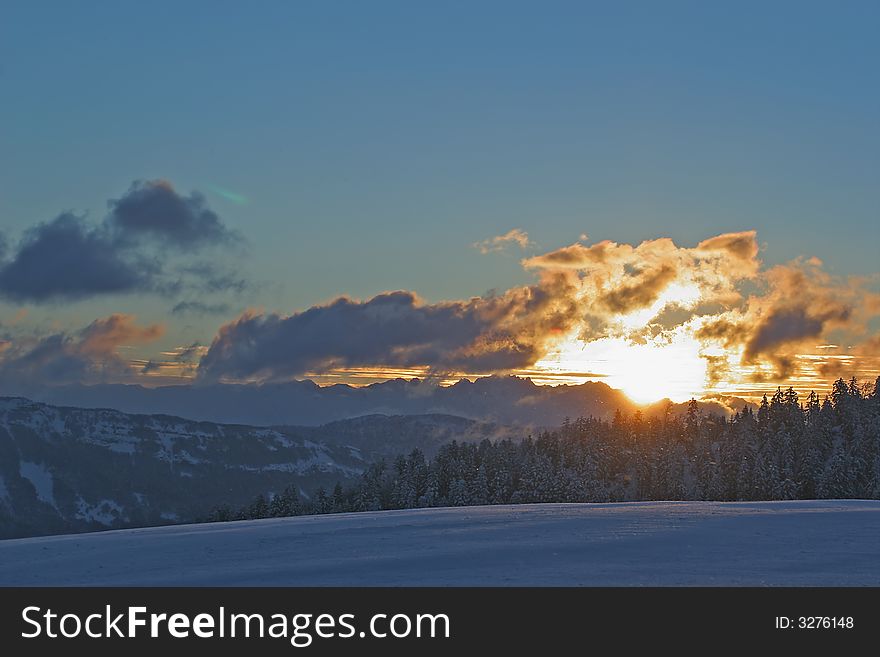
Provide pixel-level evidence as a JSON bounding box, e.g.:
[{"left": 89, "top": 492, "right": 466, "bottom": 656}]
[{"left": 6, "top": 370, "right": 877, "bottom": 410}]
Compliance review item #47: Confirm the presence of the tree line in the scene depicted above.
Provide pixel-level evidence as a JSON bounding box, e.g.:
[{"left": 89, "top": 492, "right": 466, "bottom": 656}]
[{"left": 207, "top": 377, "right": 880, "bottom": 522}]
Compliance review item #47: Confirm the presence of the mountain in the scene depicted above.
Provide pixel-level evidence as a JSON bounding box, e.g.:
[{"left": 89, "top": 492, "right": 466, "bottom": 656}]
[
  {"left": 0, "top": 397, "right": 510, "bottom": 539},
  {"left": 295, "top": 413, "right": 517, "bottom": 463},
  {"left": 3, "top": 375, "right": 638, "bottom": 427}
]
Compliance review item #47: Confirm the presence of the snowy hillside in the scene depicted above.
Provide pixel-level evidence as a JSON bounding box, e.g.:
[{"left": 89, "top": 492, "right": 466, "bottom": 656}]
[
  {"left": 0, "top": 397, "right": 365, "bottom": 538},
  {"left": 0, "top": 397, "right": 514, "bottom": 538},
  {"left": 1, "top": 500, "right": 878, "bottom": 586}
]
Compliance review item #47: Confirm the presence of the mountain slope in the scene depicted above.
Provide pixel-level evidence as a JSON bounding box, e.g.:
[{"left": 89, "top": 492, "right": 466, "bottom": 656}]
[
  {"left": 0, "top": 398, "right": 513, "bottom": 538},
  {"left": 1, "top": 501, "right": 877, "bottom": 586}
]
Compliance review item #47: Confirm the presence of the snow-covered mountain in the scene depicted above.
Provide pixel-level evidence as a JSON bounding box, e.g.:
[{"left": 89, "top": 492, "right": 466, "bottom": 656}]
[
  {"left": 4, "top": 375, "right": 640, "bottom": 427},
  {"left": 0, "top": 397, "right": 508, "bottom": 539}
]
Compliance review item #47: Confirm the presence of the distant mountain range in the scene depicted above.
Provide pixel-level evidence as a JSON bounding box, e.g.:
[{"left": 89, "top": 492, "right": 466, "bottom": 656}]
[
  {"left": 0, "top": 378, "right": 753, "bottom": 538},
  {"left": 3, "top": 375, "right": 670, "bottom": 427},
  {"left": 0, "top": 397, "right": 513, "bottom": 538}
]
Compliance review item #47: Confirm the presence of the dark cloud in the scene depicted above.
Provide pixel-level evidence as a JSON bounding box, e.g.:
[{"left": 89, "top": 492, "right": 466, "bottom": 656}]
[
  {"left": 703, "top": 354, "right": 732, "bottom": 386},
  {"left": 175, "top": 262, "right": 249, "bottom": 295},
  {"left": 171, "top": 301, "right": 232, "bottom": 316},
  {"left": 0, "top": 314, "right": 163, "bottom": 385},
  {"left": 695, "top": 318, "right": 750, "bottom": 348},
  {"left": 650, "top": 299, "right": 725, "bottom": 330},
  {"left": 108, "top": 180, "right": 235, "bottom": 249},
  {"left": 141, "top": 360, "right": 161, "bottom": 374},
  {"left": 174, "top": 342, "right": 203, "bottom": 363},
  {"left": 599, "top": 264, "right": 677, "bottom": 313},
  {"left": 743, "top": 306, "right": 851, "bottom": 361},
  {"left": 817, "top": 357, "right": 850, "bottom": 378},
  {"left": 198, "top": 279, "right": 579, "bottom": 383},
  {"left": 0, "top": 180, "right": 245, "bottom": 303},
  {"left": 0, "top": 213, "right": 154, "bottom": 302}
]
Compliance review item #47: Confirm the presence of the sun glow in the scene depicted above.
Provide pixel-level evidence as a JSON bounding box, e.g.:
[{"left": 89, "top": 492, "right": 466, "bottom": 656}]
[
  {"left": 534, "top": 330, "right": 709, "bottom": 404},
  {"left": 532, "top": 282, "right": 715, "bottom": 404}
]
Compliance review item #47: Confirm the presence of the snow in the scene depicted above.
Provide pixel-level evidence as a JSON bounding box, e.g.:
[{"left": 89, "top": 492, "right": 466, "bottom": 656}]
[
  {"left": 0, "top": 501, "right": 877, "bottom": 586},
  {"left": 78, "top": 419, "right": 138, "bottom": 453},
  {"left": 18, "top": 461, "right": 56, "bottom": 509},
  {"left": 0, "top": 398, "right": 28, "bottom": 413},
  {"left": 75, "top": 498, "right": 125, "bottom": 525}
]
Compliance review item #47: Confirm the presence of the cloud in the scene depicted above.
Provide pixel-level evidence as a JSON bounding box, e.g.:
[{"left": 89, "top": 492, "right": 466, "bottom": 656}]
[
  {"left": 694, "top": 318, "right": 750, "bottom": 348},
  {"left": 0, "top": 180, "right": 244, "bottom": 303},
  {"left": 0, "top": 314, "right": 163, "bottom": 385},
  {"left": 599, "top": 264, "right": 678, "bottom": 313},
  {"left": 695, "top": 257, "right": 873, "bottom": 378},
  {"left": 108, "top": 180, "right": 236, "bottom": 249},
  {"left": 522, "top": 240, "right": 619, "bottom": 269},
  {"left": 171, "top": 300, "right": 232, "bottom": 316},
  {"left": 197, "top": 231, "right": 760, "bottom": 382},
  {"left": 473, "top": 228, "right": 532, "bottom": 254},
  {"left": 174, "top": 262, "right": 249, "bottom": 295},
  {"left": 78, "top": 313, "right": 164, "bottom": 353},
  {"left": 141, "top": 360, "right": 161, "bottom": 374},
  {"left": 0, "top": 213, "right": 154, "bottom": 302},
  {"left": 195, "top": 228, "right": 880, "bottom": 387},
  {"left": 816, "top": 357, "right": 852, "bottom": 378},
  {"left": 523, "top": 231, "right": 761, "bottom": 285},
  {"left": 521, "top": 233, "right": 762, "bottom": 341},
  {"left": 743, "top": 306, "right": 849, "bottom": 361},
  {"left": 695, "top": 230, "right": 760, "bottom": 264},
  {"left": 198, "top": 276, "right": 579, "bottom": 383},
  {"left": 855, "top": 334, "right": 880, "bottom": 356},
  {"left": 173, "top": 342, "right": 204, "bottom": 363}
]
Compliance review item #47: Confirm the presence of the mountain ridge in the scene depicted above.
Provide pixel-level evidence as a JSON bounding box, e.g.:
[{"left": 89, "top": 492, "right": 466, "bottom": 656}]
[
  {"left": 0, "top": 396, "right": 515, "bottom": 539},
  {"left": 1, "top": 375, "right": 743, "bottom": 427}
]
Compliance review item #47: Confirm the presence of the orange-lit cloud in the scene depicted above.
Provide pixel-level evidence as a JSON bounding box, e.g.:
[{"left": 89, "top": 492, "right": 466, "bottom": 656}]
[
  {"left": 0, "top": 314, "right": 163, "bottom": 385},
  {"left": 473, "top": 228, "right": 532, "bottom": 254},
  {"left": 195, "top": 229, "right": 880, "bottom": 397}
]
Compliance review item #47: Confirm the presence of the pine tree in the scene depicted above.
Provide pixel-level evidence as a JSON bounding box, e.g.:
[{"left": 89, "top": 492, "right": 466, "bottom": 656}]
[
  {"left": 448, "top": 478, "right": 469, "bottom": 506},
  {"left": 269, "top": 485, "right": 301, "bottom": 517},
  {"left": 248, "top": 494, "right": 269, "bottom": 519}
]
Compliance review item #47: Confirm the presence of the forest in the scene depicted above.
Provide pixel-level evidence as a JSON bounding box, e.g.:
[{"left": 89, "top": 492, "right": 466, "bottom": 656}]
[{"left": 210, "top": 377, "right": 880, "bottom": 522}]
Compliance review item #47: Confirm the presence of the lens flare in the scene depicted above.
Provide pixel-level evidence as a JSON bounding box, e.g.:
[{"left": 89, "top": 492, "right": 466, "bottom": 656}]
[{"left": 206, "top": 184, "right": 248, "bottom": 205}]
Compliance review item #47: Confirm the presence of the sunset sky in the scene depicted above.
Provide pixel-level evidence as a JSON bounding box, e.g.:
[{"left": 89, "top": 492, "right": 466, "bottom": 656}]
[{"left": 1, "top": 1, "right": 879, "bottom": 403}]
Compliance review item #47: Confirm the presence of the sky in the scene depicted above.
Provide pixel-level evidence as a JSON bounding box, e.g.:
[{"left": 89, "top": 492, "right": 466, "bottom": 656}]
[{"left": 1, "top": 1, "right": 879, "bottom": 403}]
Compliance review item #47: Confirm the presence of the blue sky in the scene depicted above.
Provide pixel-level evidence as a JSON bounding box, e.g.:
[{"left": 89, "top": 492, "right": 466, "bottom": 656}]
[{"left": 1, "top": 1, "right": 878, "bottom": 394}]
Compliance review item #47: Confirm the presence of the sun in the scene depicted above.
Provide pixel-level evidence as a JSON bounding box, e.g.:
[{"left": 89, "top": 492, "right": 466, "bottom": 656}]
[
  {"left": 531, "top": 282, "right": 713, "bottom": 404},
  {"left": 533, "top": 328, "right": 710, "bottom": 405}
]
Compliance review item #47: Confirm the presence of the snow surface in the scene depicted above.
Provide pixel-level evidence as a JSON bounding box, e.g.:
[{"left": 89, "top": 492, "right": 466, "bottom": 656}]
[
  {"left": 0, "top": 501, "right": 878, "bottom": 586},
  {"left": 18, "top": 461, "right": 56, "bottom": 509}
]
